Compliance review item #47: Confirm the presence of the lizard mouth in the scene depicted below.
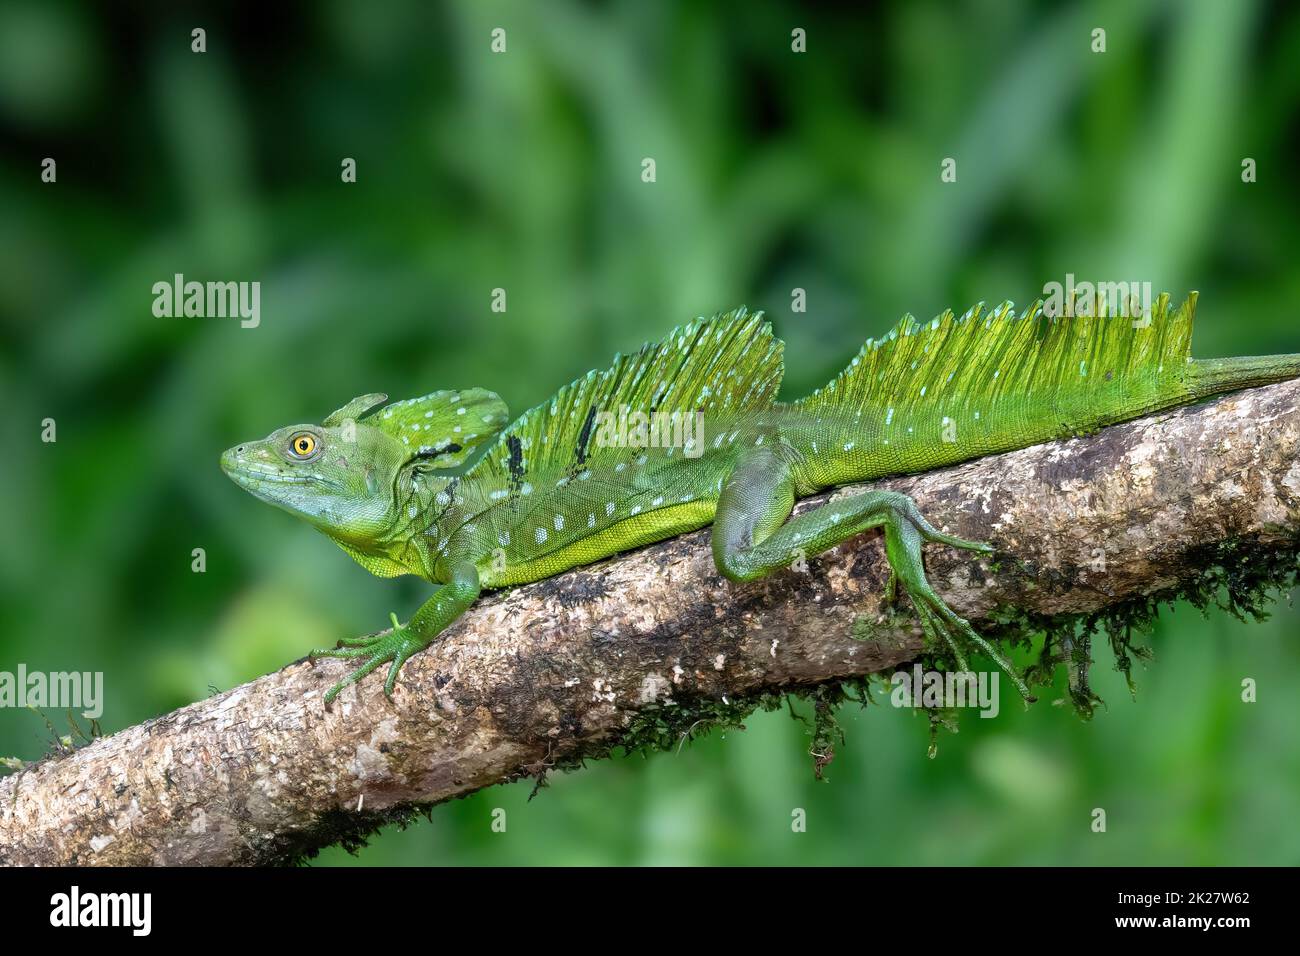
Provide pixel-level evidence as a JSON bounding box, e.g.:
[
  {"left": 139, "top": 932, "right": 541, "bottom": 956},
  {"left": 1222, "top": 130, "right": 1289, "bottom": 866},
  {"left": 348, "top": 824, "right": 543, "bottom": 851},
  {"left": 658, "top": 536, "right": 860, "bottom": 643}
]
[
  {"left": 227, "top": 468, "right": 314, "bottom": 486},
  {"left": 220, "top": 449, "right": 333, "bottom": 491}
]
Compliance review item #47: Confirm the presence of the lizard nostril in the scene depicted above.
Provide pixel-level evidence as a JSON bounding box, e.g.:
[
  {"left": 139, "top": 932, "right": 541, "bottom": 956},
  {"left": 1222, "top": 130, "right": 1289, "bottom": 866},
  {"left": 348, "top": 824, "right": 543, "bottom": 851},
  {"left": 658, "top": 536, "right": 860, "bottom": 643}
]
[{"left": 236, "top": 446, "right": 245, "bottom": 453}]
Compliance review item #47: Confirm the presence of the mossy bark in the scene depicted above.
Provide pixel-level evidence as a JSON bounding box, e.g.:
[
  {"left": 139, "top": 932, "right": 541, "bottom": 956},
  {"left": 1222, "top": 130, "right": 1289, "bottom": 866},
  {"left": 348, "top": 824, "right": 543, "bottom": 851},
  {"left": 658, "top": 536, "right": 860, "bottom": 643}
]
[{"left": 2, "top": 380, "right": 1299, "bottom": 866}]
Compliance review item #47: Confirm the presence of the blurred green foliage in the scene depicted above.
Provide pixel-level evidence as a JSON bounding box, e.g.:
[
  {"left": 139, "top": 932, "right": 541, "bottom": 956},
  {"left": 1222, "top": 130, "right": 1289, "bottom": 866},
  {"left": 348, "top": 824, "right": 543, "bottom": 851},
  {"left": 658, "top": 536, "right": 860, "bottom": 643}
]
[{"left": 2, "top": 0, "right": 1298, "bottom": 865}]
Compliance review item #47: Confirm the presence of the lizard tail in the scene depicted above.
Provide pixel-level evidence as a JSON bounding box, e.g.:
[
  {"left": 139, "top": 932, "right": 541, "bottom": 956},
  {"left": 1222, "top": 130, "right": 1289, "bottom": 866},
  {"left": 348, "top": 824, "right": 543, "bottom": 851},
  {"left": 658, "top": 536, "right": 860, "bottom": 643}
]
[{"left": 1187, "top": 354, "right": 1300, "bottom": 400}]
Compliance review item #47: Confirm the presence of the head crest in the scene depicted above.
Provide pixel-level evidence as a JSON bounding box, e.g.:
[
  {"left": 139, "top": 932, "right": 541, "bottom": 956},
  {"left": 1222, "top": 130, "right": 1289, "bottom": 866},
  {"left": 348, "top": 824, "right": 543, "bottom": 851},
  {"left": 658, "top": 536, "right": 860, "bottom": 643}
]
[{"left": 330, "top": 389, "right": 510, "bottom": 468}]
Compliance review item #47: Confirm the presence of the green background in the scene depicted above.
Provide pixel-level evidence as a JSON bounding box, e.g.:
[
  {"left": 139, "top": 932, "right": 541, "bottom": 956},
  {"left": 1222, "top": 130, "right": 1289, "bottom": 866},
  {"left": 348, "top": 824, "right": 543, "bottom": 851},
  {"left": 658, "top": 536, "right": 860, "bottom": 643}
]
[{"left": 2, "top": 0, "right": 1298, "bottom": 865}]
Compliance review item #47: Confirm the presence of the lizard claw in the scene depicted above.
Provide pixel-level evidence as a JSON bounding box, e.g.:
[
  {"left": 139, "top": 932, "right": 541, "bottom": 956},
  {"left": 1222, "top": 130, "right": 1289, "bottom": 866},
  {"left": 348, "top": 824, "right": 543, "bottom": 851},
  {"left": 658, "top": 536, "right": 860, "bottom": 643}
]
[
  {"left": 885, "top": 507, "right": 1035, "bottom": 704},
  {"left": 310, "top": 613, "right": 424, "bottom": 705}
]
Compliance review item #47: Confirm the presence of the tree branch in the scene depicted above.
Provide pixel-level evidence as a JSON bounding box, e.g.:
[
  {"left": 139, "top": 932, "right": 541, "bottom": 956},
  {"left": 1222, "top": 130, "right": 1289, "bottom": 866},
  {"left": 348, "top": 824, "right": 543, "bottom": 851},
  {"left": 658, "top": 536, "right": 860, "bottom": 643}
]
[{"left": 4, "top": 381, "right": 1300, "bottom": 865}]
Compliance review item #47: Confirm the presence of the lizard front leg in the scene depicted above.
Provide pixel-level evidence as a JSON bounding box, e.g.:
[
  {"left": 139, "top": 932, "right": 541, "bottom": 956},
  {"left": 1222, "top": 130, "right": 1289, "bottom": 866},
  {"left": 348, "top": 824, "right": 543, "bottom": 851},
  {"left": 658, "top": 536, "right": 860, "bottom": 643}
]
[
  {"left": 310, "top": 559, "right": 481, "bottom": 705},
  {"left": 712, "top": 446, "right": 1032, "bottom": 700}
]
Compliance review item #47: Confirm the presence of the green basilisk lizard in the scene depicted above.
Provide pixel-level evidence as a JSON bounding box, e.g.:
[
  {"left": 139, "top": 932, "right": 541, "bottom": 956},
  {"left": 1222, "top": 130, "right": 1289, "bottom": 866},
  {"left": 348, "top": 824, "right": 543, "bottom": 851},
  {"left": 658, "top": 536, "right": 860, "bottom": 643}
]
[{"left": 221, "top": 292, "right": 1300, "bottom": 704}]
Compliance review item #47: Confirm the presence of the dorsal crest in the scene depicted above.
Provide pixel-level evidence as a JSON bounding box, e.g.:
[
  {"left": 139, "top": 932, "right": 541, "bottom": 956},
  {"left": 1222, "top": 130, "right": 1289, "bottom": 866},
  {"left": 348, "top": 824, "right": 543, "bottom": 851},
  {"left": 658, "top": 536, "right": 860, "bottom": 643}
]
[
  {"left": 468, "top": 308, "right": 784, "bottom": 484},
  {"left": 794, "top": 293, "right": 1197, "bottom": 414}
]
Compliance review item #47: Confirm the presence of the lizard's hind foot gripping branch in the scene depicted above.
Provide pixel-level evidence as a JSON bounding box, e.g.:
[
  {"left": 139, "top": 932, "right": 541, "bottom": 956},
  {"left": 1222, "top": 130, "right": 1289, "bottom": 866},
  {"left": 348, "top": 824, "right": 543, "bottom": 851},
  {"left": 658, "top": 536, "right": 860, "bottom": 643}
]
[
  {"left": 712, "top": 451, "right": 1033, "bottom": 702},
  {"left": 881, "top": 507, "right": 1035, "bottom": 703}
]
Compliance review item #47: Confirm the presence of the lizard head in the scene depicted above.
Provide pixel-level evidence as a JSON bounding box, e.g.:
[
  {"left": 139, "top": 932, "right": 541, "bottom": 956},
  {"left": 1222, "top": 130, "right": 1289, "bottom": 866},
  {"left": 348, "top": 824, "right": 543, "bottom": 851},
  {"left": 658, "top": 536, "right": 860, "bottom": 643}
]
[{"left": 220, "top": 390, "right": 510, "bottom": 549}]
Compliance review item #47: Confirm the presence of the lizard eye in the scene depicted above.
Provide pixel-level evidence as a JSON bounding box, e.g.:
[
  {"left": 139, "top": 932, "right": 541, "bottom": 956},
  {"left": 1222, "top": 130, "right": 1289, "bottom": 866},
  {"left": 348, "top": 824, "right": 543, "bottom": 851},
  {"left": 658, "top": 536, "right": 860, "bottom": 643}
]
[{"left": 289, "top": 433, "right": 318, "bottom": 458}]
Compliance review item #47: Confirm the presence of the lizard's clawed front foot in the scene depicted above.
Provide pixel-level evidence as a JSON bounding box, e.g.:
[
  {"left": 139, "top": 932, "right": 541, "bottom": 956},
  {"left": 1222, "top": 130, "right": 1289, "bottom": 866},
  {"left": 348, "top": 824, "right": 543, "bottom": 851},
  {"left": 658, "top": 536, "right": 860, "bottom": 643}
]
[{"left": 310, "top": 613, "right": 426, "bottom": 705}]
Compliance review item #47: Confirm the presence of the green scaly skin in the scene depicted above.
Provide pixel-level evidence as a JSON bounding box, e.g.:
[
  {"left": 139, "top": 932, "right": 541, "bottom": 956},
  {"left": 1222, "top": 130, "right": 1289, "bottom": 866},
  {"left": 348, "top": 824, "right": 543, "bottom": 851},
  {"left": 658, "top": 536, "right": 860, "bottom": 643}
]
[{"left": 220, "top": 293, "right": 1300, "bottom": 705}]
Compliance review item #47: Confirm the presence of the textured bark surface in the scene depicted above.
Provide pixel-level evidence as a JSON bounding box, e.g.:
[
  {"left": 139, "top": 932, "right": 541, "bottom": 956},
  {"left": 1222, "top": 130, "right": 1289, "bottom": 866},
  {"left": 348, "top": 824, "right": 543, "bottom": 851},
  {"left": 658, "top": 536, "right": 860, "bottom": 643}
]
[{"left": 2, "top": 381, "right": 1299, "bottom": 866}]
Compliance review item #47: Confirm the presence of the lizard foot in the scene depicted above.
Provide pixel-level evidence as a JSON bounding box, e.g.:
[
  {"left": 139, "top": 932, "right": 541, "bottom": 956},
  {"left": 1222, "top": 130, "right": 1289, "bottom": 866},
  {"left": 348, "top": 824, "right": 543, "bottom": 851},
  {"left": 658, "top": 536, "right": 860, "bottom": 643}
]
[
  {"left": 885, "top": 503, "right": 1036, "bottom": 704},
  {"left": 310, "top": 613, "right": 426, "bottom": 705}
]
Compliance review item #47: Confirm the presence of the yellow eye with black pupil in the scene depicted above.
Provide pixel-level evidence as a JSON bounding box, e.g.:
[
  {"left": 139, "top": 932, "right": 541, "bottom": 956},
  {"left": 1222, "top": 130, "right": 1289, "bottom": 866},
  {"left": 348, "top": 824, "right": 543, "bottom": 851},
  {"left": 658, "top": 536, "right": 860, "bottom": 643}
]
[{"left": 290, "top": 434, "right": 317, "bottom": 458}]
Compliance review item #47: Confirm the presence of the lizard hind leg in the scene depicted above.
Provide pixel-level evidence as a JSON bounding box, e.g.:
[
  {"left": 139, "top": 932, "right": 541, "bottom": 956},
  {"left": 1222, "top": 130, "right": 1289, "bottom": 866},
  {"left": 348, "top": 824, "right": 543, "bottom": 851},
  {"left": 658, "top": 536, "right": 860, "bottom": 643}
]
[{"left": 711, "top": 448, "right": 1033, "bottom": 702}]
